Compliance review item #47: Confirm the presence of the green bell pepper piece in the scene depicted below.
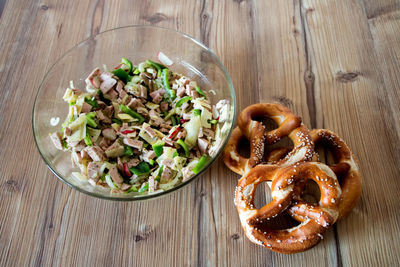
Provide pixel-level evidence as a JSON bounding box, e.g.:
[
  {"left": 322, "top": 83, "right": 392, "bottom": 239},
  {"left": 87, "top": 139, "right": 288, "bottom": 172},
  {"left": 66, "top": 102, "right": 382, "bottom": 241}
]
[
  {"left": 129, "top": 162, "right": 150, "bottom": 176},
  {"left": 85, "top": 112, "right": 97, "bottom": 128},
  {"left": 121, "top": 57, "right": 133, "bottom": 74},
  {"left": 176, "top": 139, "right": 190, "bottom": 157},
  {"left": 152, "top": 140, "right": 165, "bottom": 157},
  {"left": 138, "top": 182, "right": 149, "bottom": 193},
  {"left": 175, "top": 96, "right": 192, "bottom": 108},
  {"left": 162, "top": 68, "right": 176, "bottom": 100},
  {"left": 193, "top": 109, "right": 201, "bottom": 116},
  {"left": 120, "top": 104, "right": 145, "bottom": 123},
  {"left": 192, "top": 155, "right": 209, "bottom": 174},
  {"left": 195, "top": 86, "right": 207, "bottom": 99},
  {"left": 113, "top": 68, "right": 130, "bottom": 83},
  {"left": 84, "top": 97, "right": 99, "bottom": 108},
  {"left": 124, "top": 146, "right": 134, "bottom": 156}
]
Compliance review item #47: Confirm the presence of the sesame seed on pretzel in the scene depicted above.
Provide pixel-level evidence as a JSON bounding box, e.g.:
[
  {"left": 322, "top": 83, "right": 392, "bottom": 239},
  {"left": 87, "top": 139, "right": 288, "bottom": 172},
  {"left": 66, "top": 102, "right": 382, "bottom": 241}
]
[
  {"left": 310, "top": 129, "right": 361, "bottom": 220},
  {"left": 223, "top": 103, "right": 314, "bottom": 175},
  {"left": 235, "top": 162, "right": 341, "bottom": 254}
]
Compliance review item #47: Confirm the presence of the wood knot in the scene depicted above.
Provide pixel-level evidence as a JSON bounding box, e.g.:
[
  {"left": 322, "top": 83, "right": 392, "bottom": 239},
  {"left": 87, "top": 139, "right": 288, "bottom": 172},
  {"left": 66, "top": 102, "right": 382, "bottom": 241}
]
[
  {"left": 40, "top": 4, "right": 49, "bottom": 10},
  {"left": 4, "top": 179, "right": 20, "bottom": 192},
  {"left": 231, "top": 233, "right": 240, "bottom": 240},
  {"left": 336, "top": 71, "right": 360, "bottom": 83},
  {"left": 304, "top": 69, "right": 315, "bottom": 83},
  {"left": 135, "top": 225, "right": 153, "bottom": 242},
  {"left": 272, "top": 96, "right": 293, "bottom": 108},
  {"left": 144, "top": 13, "right": 168, "bottom": 24}
]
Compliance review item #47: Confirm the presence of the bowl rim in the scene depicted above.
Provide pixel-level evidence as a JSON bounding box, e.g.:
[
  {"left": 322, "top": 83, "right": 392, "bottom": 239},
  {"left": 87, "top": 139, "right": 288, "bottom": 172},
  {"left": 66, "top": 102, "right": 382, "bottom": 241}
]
[{"left": 32, "top": 24, "right": 237, "bottom": 201}]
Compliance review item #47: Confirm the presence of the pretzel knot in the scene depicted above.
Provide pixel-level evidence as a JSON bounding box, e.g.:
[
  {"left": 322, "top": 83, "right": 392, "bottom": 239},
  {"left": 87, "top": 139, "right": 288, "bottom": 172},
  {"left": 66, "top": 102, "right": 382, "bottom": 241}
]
[
  {"left": 310, "top": 129, "right": 361, "bottom": 220},
  {"left": 235, "top": 162, "right": 341, "bottom": 254},
  {"left": 223, "top": 103, "right": 315, "bottom": 175}
]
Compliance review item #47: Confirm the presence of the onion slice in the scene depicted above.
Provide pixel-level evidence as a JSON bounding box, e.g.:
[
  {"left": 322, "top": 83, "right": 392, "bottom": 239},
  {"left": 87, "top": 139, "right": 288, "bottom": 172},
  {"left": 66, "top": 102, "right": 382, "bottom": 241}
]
[{"left": 157, "top": 51, "right": 174, "bottom": 66}]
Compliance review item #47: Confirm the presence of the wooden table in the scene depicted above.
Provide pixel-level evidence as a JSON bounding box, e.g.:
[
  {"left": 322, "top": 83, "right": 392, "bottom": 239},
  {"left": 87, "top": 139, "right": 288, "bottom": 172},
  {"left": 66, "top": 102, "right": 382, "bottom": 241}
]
[{"left": 1, "top": 0, "right": 399, "bottom": 266}]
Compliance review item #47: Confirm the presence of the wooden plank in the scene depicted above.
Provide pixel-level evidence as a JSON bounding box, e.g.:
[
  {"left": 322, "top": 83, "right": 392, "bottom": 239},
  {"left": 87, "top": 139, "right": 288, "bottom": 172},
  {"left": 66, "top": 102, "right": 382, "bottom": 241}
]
[{"left": 361, "top": 0, "right": 400, "bottom": 19}]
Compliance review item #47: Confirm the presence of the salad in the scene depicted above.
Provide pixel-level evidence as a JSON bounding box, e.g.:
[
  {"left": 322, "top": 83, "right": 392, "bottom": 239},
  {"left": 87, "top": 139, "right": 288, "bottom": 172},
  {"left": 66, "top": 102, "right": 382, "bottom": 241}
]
[{"left": 49, "top": 54, "right": 230, "bottom": 194}]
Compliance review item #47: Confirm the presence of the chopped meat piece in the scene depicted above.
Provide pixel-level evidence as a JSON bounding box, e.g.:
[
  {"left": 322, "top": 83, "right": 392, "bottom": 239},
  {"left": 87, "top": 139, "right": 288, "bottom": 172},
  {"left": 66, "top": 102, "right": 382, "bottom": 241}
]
[
  {"left": 105, "top": 140, "right": 125, "bottom": 158},
  {"left": 140, "top": 72, "right": 150, "bottom": 85},
  {"left": 148, "top": 176, "right": 158, "bottom": 192},
  {"left": 102, "top": 128, "right": 117, "bottom": 140},
  {"left": 107, "top": 89, "right": 118, "bottom": 100},
  {"left": 177, "top": 86, "right": 186, "bottom": 98},
  {"left": 103, "top": 105, "right": 114, "bottom": 118},
  {"left": 121, "top": 95, "right": 132, "bottom": 105},
  {"left": 143, "top": 150, "right": 156, "bottom": 161},
  {"left": 162, "top": 136, "right": 174, "bottom": 146},
  {"left": 186, "top": 84, "right": 199, "bottom": 98},
  {"left": 64, "top": 127, "right": 71, "bottom": 137},
  {"left": 197, "top": 138, "right": 209, "bottom": 154},
  {"left": 108, "top": 166, "right": 123, "bottom": 185},
  {"left": 178, "top": 76, "right": 190, "bottom": 87},
  {"left": 99, "top": 137, "right": 111, "bottom": 150},
  {"left": 50, "top": 132, "right": 63, "bottom": 150},
  {"left": 160, "top": 102, "right": 169, "bottom": 112},
  {"left": 161, "top": 166, "right": 173, "bottom": 182},
  {"left": 87, "top": 161, "right": 102, "bottom": 181},
  {"left": 159, "top": 127, "right": 170, "bottom": 134},
  {"left": 100, "top": 77, "right": 117, "bottom": 94},
  {"left": 123, "top": 138, "right": 143, "bottom": 149},
  {"left": 96, "top": 110, "right": 111, "bottom": 124},
  {"left": 72, "top": 88, "right": 83, "bottom": 95},
  {"left": 160, "top": 123, "right": 172, "bottom": 130},
  {"left": 85, "top": 146, "right": 106, "bottom": 161},
  {"left": 137, "top": 107, "right": 148, "bottom": 117},
  {"left": 175, "top": 129, "right": 186, "bottom": 140},
  {"left": 202, "top": 128, "right": 215, "bottom": 139},
  {"left": 127, "top": 158, "right": 140, "bottom": 168},
  {"left": 139, "top": 85, "right": 147, "bottom": 98},
  {"left": 182, "top": 164, "right": 195, "bottom": 182},
  {"left": 80, "top": 148, "right": 90, "bottom": 159},
  {"left": 115, "top": 81, "right": 125, "bottom": 97},
  {"left": 100, "top": 71, "right": 113, "bottom": 81},
  {"left": 161, "top": 158, "right": 174, "bottom": 168},
  {"left": 150, "top": 89, "right": 165, "bottom": 104},
  {"left": 85, "top": 68, "right": 101, "bottom": 88},
  {"left": 117, "top": 157, "right": 124, "bottom": 172},
  {"left": 121, "top": 183, "right": 131, "bottom": 191},
  {"left": 96, "top": 100, "right": 107, "bottom": 109},
  {"left": 81, "top": 102, "right": 92, "bottom": 113},
  {"left": 149, "top": 109, "right": 164, "bottom": 126},
  {"left": 127, "top": 98, "right": 144, "bottom": 109},
  {"left": 144, "top": 126, "right": 158, "bottom": 139}
]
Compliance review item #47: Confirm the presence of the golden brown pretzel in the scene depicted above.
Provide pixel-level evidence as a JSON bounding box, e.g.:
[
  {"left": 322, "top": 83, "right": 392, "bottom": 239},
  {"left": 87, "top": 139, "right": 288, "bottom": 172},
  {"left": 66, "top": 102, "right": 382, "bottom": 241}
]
[
  {"left": 235, "top": 162, "right": 341, "bottom": 254},
  {"left": 223, "top": 103, "right": 314, "bottom": 175},
  {"left": 310, "top": 129, "right": 361, "bottom": 220}
]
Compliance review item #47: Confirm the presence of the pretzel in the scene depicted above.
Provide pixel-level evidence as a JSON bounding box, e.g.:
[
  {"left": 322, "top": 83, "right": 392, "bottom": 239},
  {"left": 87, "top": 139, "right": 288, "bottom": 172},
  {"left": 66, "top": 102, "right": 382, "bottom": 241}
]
[
  {"left": 265, "top": 129, "right": 362, "bottom": 220},
  {"left": 223, "top": 103, "right": 314, "bottom": 175},
  {"left": 310, "top": 129, "right": 361, "bottom": 220},
  {"left": 235, "top": 162, "right": 341, "bottom": 254}
]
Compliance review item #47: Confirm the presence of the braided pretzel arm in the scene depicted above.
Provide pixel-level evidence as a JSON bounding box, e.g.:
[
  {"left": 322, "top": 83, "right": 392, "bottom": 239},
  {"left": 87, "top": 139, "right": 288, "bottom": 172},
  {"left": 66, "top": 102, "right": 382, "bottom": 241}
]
[
  {"left": 223, "top": 103, "right": 314, "bottom": 175},
  {"left": 310, "top": 129, "right": 361, "bottom": 220},
  {"left": 235, "top": 162, "right": 341, "bottom": 254}
]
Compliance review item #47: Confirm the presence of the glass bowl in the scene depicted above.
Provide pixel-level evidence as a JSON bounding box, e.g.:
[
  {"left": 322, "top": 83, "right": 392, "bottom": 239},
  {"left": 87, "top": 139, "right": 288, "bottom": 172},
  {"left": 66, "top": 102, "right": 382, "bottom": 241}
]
[{"left": 32, "top": 25, "right": 236, "bottom": 201}]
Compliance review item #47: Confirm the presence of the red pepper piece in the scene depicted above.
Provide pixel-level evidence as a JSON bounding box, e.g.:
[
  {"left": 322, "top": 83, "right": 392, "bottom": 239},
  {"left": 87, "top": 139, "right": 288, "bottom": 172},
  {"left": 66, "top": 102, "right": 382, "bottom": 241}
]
[
  {"left": 180, "top": 119, "right": 189, "bottom": 124},
  {"left": 114, "top": 64, "right": 122, "bottom": 69},
  {"left": 121, "top": 129, "right": 135, "bottom": 134},
  {"left": 123, "top": 163, "right": 131, "bottom": 177},
  {"left": 168, "top": 127, "right": 181, "bottom": 139}
]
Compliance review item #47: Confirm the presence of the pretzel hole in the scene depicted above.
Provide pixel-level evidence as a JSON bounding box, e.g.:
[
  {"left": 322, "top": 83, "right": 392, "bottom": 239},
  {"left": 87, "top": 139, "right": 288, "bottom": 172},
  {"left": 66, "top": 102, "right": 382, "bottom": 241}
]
[
  {"left": 264, "top": 136, "right": 294, "bottom": 159},
  {"left": 253, "top": 182, "right": 300, "bottom": 230},
  {"left": 237, "top": 136, "right": 251, "bottom": 158},
  {"left": 253, "top": 116, "right": 278, "bottom": 132},
  {"left": 301, "top": 180, "right": 321, "bottom": 205},
  {"left": 314, "top": 143, "right": 338, "bottom": 166}
]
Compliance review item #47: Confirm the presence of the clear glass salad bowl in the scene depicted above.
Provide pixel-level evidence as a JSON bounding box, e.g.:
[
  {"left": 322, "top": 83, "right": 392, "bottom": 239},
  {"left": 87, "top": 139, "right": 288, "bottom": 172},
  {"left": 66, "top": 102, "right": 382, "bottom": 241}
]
[{"left": 32, "top": 25, "right": 236, "bottom": 201}]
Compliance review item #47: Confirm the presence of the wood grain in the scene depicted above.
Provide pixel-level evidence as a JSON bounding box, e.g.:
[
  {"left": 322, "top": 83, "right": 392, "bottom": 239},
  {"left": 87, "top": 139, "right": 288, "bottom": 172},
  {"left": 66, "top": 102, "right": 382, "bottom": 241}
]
[{"left": 0, "top": 0, "right": 399, "bottom": 266}]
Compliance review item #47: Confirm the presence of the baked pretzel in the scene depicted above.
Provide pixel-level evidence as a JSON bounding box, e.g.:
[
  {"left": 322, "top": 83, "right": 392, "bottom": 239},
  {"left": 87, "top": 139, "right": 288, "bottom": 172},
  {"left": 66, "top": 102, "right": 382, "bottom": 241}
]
[
  {"left": 223, "top": 103, "right": 314, "bottom": 175},
  {"left": 265, "top": 129, "right": 362, "bottom": 220},
  {"left": 235, "top": 162, "right": 341, "bottom": 254},
  {"left": 310, "top": 129, "right": 361, "bottom": 220}
]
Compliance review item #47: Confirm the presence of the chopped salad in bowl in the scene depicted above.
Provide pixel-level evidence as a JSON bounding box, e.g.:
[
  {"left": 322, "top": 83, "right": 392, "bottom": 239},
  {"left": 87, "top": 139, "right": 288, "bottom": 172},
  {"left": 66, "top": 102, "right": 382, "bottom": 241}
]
[{"left": 49, "top": 55, "right": 230, "bottom": 195}]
